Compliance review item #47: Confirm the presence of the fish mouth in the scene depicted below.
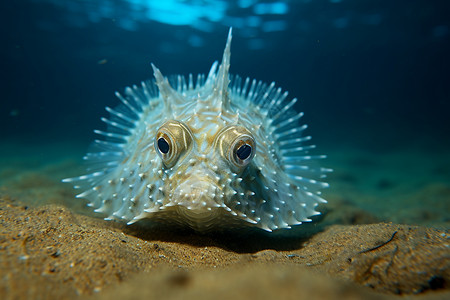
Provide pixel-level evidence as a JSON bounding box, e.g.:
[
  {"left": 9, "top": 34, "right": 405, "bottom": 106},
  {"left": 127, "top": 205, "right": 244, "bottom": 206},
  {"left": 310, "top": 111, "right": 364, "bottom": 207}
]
[
  {"left": 172, "top": 178, "right": 223, "bottom": 211},
  {"left": 168, "top": 178, "right": 226, "bottom": 230}
]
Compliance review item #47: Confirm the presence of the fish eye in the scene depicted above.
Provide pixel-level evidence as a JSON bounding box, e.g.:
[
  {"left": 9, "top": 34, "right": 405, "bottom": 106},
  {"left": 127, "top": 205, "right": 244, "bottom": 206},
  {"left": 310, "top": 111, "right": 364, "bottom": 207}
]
[
  {"left": 155, "top": 120, "right": 193, "bottom": 167},
  {"left": 215, "top": 125, "right": 256, "bottom": 170},
  {"left": 231, "top": 137, "right": 255, "bottom": 167},
  {"left": 157, "top": 137, "right": 170, "bottom": 154},
  {"left": 236, "top": 144, "right": 252, "bottom": 161}
]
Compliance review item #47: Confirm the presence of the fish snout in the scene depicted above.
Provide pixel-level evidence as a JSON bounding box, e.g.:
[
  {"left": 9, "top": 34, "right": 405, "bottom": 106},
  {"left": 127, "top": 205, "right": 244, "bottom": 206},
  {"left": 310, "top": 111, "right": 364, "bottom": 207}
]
[{"left": 173, "top": 174, "right": 222, "bottom": 211}]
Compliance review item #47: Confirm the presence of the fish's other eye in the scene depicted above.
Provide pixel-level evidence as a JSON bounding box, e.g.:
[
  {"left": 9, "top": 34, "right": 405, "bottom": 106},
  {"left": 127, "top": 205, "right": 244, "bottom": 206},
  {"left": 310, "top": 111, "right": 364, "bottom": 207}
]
[
  {"left": 215, "top": 125, "right": 256, "bottom": 170},
  {"left": 232, "top": 137, "right": 255, "bottom": 167},
  {"left": 155, "top": 120, "right": 193, "bottom": 168},
  {"left": 157, "top": 137, "right": 170, "bottom": 154},
  {"left": 236, "top": 144, "right": 252, "bottom": 160}
]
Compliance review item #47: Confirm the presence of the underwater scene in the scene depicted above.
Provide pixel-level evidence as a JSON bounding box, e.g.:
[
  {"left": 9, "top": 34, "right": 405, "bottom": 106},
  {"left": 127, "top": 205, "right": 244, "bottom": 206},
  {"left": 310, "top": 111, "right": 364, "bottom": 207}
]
[{"left": 1, "top": 0, "right": 449, "bottom": 299}]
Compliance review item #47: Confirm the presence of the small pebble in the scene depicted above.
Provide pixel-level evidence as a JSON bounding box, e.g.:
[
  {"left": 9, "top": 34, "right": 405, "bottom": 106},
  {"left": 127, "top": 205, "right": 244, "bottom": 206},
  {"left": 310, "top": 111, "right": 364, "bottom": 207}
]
[{"left": 51, "top": 250, "right": 61, "bottom": 258}]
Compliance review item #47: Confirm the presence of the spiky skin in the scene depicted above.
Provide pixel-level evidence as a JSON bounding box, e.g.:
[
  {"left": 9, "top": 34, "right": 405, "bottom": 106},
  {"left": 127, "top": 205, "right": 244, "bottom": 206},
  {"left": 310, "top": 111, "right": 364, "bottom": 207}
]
[{"left": 64, "top": 29, "right": 330, "bottom": 232}]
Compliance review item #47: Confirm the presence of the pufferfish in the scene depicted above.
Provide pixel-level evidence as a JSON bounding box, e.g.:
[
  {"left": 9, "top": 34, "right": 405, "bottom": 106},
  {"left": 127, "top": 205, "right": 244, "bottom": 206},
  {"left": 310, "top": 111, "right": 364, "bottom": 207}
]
[{"left": 63, "top": 29, "right": 331, "bottom": 232}]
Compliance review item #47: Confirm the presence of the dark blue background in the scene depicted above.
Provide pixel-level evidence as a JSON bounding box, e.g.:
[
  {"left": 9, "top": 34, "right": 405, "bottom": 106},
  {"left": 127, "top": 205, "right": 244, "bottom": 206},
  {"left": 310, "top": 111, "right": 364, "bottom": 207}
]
[{"left": 2, "top": 0, "right": 449, "bottom": 152}]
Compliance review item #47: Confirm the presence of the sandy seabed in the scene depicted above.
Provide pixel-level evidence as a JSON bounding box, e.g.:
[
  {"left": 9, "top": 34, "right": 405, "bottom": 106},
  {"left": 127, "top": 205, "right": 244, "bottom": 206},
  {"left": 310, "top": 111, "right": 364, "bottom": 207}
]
[{"left": 0, "top": 140, "right": 449, "bottom": 300}]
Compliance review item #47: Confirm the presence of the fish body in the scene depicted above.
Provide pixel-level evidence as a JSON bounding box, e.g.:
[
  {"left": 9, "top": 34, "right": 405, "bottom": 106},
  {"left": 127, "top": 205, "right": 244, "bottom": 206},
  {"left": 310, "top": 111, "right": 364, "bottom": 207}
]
[{"left": 64, "top": 29, "right": 330, "bottom": 232}]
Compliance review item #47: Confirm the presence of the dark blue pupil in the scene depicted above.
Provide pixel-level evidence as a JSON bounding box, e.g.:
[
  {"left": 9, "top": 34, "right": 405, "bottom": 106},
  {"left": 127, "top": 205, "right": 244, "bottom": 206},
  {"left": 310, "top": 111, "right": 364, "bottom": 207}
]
[
  {"left": 158, "top": 137, "right": 170, "bottom": 154},
  {"left": 236, "top": 144, "right": 252, "bottom": 160}
]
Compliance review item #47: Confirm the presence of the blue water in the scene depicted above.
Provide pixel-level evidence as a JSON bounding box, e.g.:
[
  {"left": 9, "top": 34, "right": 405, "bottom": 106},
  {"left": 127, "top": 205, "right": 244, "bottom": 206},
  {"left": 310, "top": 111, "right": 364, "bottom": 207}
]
[{"left": 1, "top": 0, "right": 449, "bottom": 227}]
